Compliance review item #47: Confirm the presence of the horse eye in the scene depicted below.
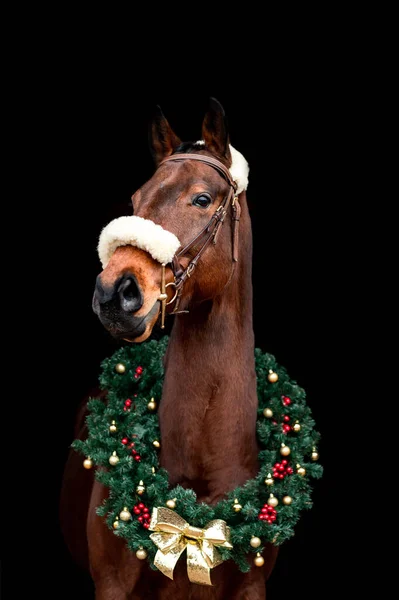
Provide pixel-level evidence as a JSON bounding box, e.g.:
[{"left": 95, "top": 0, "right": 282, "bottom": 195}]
[{"left": 193, "top": 194, "right": 211, "bottom": 208}]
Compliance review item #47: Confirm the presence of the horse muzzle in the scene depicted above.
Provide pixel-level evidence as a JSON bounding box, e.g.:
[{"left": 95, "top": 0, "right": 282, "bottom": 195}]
[{"left": 92, "top": 272, "right": 160, "bottom": 342}]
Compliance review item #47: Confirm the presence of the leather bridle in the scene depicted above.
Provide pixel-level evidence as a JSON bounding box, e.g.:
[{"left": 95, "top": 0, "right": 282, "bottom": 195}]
[{"left": 157, "top": 153, "right": 242, "bottom": 327}]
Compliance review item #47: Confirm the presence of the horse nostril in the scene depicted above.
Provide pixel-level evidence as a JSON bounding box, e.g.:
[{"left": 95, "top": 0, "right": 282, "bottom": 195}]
[
  {"left": 95, "top": 275, "right": 115, "bottom": 305},
  {"left": 117, "top": 274, "right": 143, "bottom": 313},
  {"left": 93, "top": 273, "right": 143, "bottom": 314}
]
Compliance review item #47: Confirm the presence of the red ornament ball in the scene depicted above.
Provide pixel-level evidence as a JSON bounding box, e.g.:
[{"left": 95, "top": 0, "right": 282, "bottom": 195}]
[
  {"left": 282, "top": 396, "right": 292, "bottom": 406},
  {"left": 136, "top": 366, "right": 143, "bottom": 374},
  {"left": 125, "top": 399, "right": 132, "bottom": 407},
  {"left": 121, "top": 438, "right": 128, "bottom": 445},
  {"left": 283, "top": 415, "right": 290, "bottom": 422},
  {"left": 134, "top": 455, "right": 141, "bottom": 462}
]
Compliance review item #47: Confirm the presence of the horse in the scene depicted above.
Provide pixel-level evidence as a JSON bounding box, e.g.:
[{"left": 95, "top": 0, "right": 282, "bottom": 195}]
[{"left": 61, "top": 97, "right": 279, "bottom": 599}]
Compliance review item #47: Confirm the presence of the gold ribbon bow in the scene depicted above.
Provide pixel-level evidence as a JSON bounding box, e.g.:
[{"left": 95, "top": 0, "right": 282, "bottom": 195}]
[{"left": 148, "top": 507, "right": 233, "bottom": 586}]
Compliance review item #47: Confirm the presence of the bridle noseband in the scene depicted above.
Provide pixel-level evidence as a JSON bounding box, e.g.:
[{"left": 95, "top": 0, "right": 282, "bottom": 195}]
[{"left": 157, "top": 153, "right": 242, "bottom": 328}]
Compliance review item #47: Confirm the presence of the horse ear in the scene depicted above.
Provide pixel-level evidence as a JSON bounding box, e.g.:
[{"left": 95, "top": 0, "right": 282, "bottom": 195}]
[
  {"left": 148, "top": 106, "right": 181, "bottom": 166},
  {"left": 201, "top": 97, "right": 231, "bottom": 161}
]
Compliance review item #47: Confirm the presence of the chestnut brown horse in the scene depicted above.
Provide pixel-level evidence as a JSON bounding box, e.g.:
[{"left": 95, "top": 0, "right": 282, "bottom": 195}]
[{"left": 61, "top": 98, "right": 278, "bottom": 599}]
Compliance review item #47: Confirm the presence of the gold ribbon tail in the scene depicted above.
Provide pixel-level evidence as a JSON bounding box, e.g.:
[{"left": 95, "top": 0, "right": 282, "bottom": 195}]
[
  {"left": 186, "top": 541, "right": 215, "bottom": 586},
  {"left": 150, "top": 532, "right": 186, "bottom": 580}
]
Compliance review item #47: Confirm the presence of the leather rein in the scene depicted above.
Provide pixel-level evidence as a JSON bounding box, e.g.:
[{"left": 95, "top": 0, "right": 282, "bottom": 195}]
[{"left": 157, "top": 153, "right": 241, "bottom": 327}]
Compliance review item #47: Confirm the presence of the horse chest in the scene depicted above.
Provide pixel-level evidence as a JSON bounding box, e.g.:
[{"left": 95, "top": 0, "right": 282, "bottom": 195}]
[{"left": 158, "top": 381, "right": 243, "bottom": 500}]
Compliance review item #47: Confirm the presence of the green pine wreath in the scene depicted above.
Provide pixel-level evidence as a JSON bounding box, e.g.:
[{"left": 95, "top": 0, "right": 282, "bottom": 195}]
[{"left": 73, "top": 336, "right": 323, "bottom": 573}]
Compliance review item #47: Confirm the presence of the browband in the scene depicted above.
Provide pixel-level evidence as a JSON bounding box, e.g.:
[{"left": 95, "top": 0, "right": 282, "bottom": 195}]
[{"left": 159, "top": 153, "right": 238, "bottom": 192}]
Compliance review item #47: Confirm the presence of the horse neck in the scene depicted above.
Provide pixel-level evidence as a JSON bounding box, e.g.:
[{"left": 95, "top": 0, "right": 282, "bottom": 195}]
[
  {"left": 160, "top": 194, "right": 258, "bottom": 496},
  {"left": 166, "top": 193, "right": 254, "bottom": 378}
]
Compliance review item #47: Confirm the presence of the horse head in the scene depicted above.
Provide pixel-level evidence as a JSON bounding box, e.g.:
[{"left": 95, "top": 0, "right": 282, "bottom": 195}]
[{"left": 92, "top": 98, "right": 249, "bottom": 342}]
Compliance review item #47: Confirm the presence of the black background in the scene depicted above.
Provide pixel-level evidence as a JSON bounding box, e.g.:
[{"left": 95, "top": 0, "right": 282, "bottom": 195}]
[{"left": 19, "top": 65, "right": 359, "bottom": 598}]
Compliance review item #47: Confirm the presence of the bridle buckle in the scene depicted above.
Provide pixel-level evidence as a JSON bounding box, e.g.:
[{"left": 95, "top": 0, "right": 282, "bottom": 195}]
[{"left": 186, "top": 263, "right": 196, "bottom": 278}]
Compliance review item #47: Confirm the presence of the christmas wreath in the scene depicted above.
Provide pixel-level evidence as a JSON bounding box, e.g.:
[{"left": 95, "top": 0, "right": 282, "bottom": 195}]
[{"left": 73, "top": 336, "right": 322, "bottom": 585}]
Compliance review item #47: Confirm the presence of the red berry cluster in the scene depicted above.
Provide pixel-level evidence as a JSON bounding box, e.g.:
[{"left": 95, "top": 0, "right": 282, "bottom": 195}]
[
  {"left": 282, "top": 395, "right": 291, "bottom": 406},
  {"left": 134, "top": 365, "right": 143, "bottom": 380},
  {"left": 123, "top": 394, "right": 138, "bottom": 412},
  {"left": 272, "top": 459, "right": 293, "bottom": 479},
  {"left": 133, "top": 502, "right": 151, "bottom": 528},
  {"left": 282, "top": 415, "right": 291, "bottom": 433},
  {"left": 121, "top": 437, "right": 141, "bottom": 462},
  {"left": 123, "top": 398, "right": 132, "bottom": 412},
  {"left": 258, "top": 504, "right": 277, "bottom": 523}
]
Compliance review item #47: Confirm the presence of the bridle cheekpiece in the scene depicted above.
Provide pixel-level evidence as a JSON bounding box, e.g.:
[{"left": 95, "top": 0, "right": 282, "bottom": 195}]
[{"left": 157, "top": 153, "right": 241, "bottom": 327}]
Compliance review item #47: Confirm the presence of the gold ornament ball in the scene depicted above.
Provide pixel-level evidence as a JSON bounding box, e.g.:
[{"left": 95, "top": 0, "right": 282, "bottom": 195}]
[
  {"left": 267, "top": 494, "right": 278, "bottom": 507},
  {"left": 250, "top": 536, "right": 261, "bottom": 548},
  {"left": 297, "top": 466, "right": 306, "bottom": 477},
  {"left": 115, "top": 363, "right": 126, "bottom": 374},
  {"left": 282, "top": 496, "right": 292, "bottom": 505},
  {"left": 166, "top": 499, "right": 176, "bottom": 509},
  {"left": 83, "top": 457, "right": 93, "bottom": 470},
  {"left": 233, "top": 499, "right": 242, "bottom": 512},
  {"left": 268, "top": 370, "right": 278, "bottom": 383},
  {"left": 148, "top": 398, "right": 157, "bottom": 411},
  {"left": 254, "top": 553, "right": 265, "bottom": 567},
  {"left": 265, "top": 476, "right": 274, "bottom": 486},
  {"left": 312, "top": 451, "right": 319, "bottom": 461},
  {"left": 280, "top": 444, "right": 291, "bottom": 456},
  {"left": 109, "top": 452, "right": 119, "bottom": 466},
  {"left": 109, "top": 420, "right": 117, "bottom": 433},
  {"left": 113, "top": 519, "right": 119, "bottom": 529},
  {"left": 153, "top": 440, "right": 161, "bottom": 449},
  {"left": 263, "top": 408, "right": 273, "bottom": 418},
  {"left": 293, "top": 422, "right": 301, "bottom": 432},
  {"left": 136, "top": 480, "right": 145, "bottom": 495},
  {"left": 136, "top": 548, "right": 148, "bottom": 560},
  {"left": 120, "top": 507, "right": 131, "bottom": 521}
]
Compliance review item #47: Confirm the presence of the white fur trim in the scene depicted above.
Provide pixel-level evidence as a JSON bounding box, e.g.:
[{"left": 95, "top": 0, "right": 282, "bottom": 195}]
[
  {"left": 195, "top": 142, "right": 249, "bottom": 194},
  {"left": 229, "top": 145, "right": 249, "bottom": 194},
  {"left": 98, "top": 216, "right": 181, "bottom": 267}
]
